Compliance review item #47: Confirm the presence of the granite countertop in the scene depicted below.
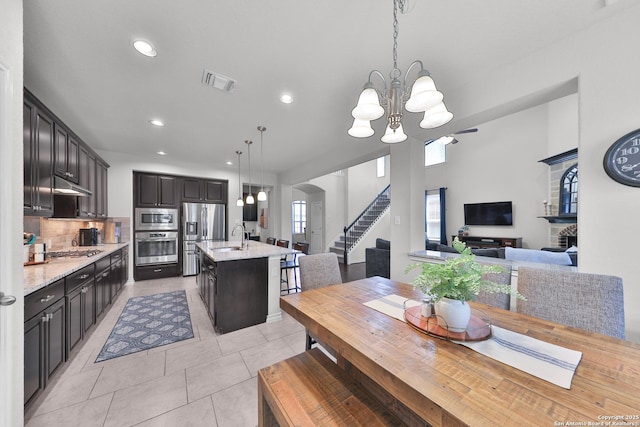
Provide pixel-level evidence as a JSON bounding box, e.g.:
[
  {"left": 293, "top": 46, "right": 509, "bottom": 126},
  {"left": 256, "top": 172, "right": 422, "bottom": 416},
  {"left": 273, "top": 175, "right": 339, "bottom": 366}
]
[
  {"left": 24, "top": 243, "right": 129, "bottom": 296},
  {"left": 196, "top": 240, "right": 297, "bottom": 262},
  {"left": 408, "top": 249, "right": 578, "bottom": 272}
]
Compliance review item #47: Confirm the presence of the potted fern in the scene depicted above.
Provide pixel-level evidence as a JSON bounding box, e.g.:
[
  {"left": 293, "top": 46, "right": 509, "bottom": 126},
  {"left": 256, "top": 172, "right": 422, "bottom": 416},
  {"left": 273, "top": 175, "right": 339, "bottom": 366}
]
[{"left": 406, "top": 237, "right": 524, "bottom": 332}]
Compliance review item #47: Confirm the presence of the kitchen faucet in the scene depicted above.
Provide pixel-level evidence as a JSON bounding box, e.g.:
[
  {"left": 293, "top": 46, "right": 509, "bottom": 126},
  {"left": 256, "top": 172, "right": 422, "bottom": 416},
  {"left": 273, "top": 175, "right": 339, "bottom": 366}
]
[{"left": 232, "top": 224, "right": 246, "bottom": 249}]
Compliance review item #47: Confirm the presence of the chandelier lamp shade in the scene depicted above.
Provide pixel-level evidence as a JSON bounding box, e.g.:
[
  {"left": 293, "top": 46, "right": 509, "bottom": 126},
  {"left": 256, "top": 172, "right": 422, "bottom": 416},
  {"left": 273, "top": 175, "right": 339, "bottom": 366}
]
[
  {"left": 244, "top": 140, "right": 255, "bottom": 205},
  {"left": 348, "top": 0, "right": 453, "bottom": 143},
  {"left": 257, "top": 126, "right": 267, "bottom": 202},
  {"left": 235, "top": 151, "right": 244, "bottom": 207}
]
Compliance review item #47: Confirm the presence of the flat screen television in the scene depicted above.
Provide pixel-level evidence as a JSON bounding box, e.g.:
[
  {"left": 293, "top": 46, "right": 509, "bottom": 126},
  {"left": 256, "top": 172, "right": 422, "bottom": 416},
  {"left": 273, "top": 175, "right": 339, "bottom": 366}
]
[{"left": 464, "top": 201, "right": 513, "bottom": 226}]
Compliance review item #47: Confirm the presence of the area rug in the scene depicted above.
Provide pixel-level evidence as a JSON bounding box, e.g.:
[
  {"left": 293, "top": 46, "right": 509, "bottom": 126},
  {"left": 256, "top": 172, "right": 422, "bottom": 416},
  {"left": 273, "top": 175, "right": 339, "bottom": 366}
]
[{"left": 96, "top": 290, "right": 194, "bottom": 362}]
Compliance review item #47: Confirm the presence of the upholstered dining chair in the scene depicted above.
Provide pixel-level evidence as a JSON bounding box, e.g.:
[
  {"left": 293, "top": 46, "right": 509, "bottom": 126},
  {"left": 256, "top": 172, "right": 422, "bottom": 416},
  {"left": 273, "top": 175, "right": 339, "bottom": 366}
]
[
  {"left": 516, "top": 267, "right": 625, "bottom": 339},
  {"left": 474, "top": 264, "right": 513, "bottom": 310},
  {"left": 266, "top": 237, "right": 276, "bottom": 245},
  {"left": 298, "top": 253, "right": 343, "bottom": 349}
]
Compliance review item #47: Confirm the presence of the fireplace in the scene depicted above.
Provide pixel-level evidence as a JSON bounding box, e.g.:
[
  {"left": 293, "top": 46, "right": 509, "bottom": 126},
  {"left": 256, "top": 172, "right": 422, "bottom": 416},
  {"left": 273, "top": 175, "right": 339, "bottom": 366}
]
[{"left": 557, "top": 224, "right": 578, "bottom": 249}]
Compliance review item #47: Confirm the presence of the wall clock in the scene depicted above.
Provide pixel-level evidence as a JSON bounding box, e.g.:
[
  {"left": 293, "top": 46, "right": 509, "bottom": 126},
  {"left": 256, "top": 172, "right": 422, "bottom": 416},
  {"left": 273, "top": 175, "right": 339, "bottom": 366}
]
[{"left": 603, "top": 128, "right": 640, "bottom": 187}]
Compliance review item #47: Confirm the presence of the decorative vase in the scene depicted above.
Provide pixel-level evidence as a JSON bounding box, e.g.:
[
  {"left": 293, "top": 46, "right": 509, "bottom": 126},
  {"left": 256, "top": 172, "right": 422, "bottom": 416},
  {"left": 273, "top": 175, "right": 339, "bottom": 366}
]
[{"left": 434, "top": 297, "right": 471, "bottom": 332}]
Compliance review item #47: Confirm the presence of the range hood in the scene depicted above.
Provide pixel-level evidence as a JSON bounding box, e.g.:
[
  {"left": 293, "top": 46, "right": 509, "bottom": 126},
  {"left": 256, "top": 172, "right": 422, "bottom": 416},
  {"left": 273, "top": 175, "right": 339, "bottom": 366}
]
[{"left": 53, "top": 176, "right": 92, "bottom": 197}]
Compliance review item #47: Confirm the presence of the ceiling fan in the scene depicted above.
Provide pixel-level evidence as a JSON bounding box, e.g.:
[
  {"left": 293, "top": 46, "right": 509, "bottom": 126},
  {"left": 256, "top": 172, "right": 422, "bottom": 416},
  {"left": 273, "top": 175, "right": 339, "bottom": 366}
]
[{"left": 432, "top": 128, "right": 478, "bottom": 145}]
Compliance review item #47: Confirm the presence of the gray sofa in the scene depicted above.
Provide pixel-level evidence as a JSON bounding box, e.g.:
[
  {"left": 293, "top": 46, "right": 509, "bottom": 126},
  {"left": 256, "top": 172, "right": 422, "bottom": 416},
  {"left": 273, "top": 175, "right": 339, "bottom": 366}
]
[
  {"left": 434, "top": 243, "right": 578, "bottom": 266},
  {"left": 365, "top": 238, "right": 390, "bottom": 278}
]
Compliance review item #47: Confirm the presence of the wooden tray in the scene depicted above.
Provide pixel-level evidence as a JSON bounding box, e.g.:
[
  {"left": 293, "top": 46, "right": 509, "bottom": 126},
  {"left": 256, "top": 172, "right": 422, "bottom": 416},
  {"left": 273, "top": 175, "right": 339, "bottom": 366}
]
[
  {"left": 24, "top": 259, "right": 50, "bottom": 266},
  {"left": 404, "top": 305, "right": 491, "bottom": 341}
]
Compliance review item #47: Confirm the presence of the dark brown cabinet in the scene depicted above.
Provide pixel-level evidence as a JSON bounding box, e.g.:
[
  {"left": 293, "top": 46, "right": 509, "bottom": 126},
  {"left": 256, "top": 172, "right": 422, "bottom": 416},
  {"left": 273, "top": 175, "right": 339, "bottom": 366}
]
[
  {"left": 181, "top": 178, "right": 227, "bottom": 203},
  {"left": 136, "top": 173, "right": 176, "bottom": 208},
  {"left": 24, "top": 246, "right": 128, "bottom": 409},
  {"left": 77, "top": 145, "right": 96, "bottom": 218},
  {"left": 96, "top": 159, "right": 108, "bottom": 218},
  {"left": 65, "top": 264, "right": 95, "bottom": 356},
  {"left": 199, "top": 256, "right": 268, "bottom": 334},
  {"left": 23, "top": 94, "right": 54, "bottom": 217},
  {"left": 95, "top": 258, "right": 111, "bottom": 319},
  {"left": 54, "top": 124, "right": 79, "bottom": 184},
  {"left": 24, "top": 279, "right": 66, "bottom": 408}
]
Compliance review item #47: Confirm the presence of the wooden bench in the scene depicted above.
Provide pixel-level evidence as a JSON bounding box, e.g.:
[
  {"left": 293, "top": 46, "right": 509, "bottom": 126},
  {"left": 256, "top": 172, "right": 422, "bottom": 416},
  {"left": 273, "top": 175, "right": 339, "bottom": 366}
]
[{"left": 258, "top": 348, "right": 403, "bottom": 426}]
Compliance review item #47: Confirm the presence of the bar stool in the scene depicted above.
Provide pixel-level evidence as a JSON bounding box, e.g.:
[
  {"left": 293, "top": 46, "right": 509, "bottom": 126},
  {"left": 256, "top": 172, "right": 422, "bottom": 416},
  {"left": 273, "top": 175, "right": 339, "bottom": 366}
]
[
  {"left": 277, "top": 240, "right": 298, "bottom": 294},
  {"left": 266, "top": 237, "right": 276, "bottom": 245}
]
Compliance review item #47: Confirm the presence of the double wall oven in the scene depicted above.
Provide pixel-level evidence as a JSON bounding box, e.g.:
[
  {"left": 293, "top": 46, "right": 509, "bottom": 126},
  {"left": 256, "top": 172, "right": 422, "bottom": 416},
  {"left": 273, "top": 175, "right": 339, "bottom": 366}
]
[{"left": 134, "top": 208, "right": 179, "bottom": 268}]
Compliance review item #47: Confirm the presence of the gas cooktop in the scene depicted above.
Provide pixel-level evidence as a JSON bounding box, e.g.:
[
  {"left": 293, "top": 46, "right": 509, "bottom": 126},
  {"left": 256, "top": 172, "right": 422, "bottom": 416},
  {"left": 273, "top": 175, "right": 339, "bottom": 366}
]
[{"left": 47, "top": 249, "right": 103, "bottom": 259}]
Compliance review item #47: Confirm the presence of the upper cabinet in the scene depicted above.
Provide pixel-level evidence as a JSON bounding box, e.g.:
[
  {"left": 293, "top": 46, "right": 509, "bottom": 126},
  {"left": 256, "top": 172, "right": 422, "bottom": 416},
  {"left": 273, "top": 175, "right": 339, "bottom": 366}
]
[
  {"left": 135, "top": 173, "right": 177, "bottom": 208},
  {"left": 77, "top": 145, "right": 96, "bottom": 218},
  {"left": 181, "top": 178, "right": 227, "bottom": 203},
  {"left": 25, "top": 89, "right": 109, "bottom": 219},
  {"left": 24, "top": 94, "right": 54, "bottom": 217},
  {"left": 96, "top": 160, "right": 108, "bottom": 218},
  {"left": 54, "top": 124, "right": 79, "bottom": 184}
]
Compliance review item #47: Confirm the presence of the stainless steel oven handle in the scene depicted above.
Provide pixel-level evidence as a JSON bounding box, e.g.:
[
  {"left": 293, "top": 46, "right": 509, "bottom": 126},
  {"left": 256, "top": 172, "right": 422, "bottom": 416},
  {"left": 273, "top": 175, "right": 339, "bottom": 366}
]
[{"left": 136, "top": 238, "right": 176, "bottom": 243}]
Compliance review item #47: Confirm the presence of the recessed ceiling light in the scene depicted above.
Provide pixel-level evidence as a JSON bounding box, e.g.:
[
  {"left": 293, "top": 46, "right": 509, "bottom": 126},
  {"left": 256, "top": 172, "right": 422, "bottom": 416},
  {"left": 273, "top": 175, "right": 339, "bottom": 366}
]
[
  {"left": 133, "top": 40, "right": 157, "bottom": 57},
  {"left": 157, "top": 151, "right": 167, "bottom": 156},
  {"left": 149, "top": 119, "right": 165, "bottom": 127},
  {"left": 280, "top": 93, "right": 293, "bottom": 104},
  {"left": 226, "top": 161, "right": 233, "bottom": 165}
]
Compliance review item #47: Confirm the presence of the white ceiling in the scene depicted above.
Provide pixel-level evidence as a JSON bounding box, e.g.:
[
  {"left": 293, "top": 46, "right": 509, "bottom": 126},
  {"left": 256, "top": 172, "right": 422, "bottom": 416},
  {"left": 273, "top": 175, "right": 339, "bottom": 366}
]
[{"left": 23, "top": 0, "right": 623, "bottom": 182}]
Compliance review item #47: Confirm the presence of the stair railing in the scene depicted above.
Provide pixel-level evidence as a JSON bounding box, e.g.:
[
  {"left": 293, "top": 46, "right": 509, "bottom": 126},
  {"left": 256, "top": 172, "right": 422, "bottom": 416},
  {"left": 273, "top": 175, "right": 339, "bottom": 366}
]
[{"left": 342, "top": 185, "right": 390, "bottom": 264}]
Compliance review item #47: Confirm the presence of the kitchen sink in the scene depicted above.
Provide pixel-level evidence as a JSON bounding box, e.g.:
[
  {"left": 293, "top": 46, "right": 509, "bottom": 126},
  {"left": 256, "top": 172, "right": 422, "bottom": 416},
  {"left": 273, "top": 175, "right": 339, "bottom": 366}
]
[{"left": 212, "top": 246, "right": 243, "bottom": 252}]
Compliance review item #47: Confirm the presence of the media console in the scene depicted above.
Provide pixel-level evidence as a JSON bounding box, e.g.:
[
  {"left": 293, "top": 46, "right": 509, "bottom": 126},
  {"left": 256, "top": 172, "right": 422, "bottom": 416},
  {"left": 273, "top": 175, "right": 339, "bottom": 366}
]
[{"left": 452, "top": 235, "right": 522, "bottom": 249}]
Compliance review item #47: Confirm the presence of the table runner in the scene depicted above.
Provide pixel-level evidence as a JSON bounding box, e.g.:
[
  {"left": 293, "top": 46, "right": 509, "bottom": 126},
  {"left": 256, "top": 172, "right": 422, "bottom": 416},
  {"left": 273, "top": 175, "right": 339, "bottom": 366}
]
[{"left": 364, "top": 294, "right": 582, "bottom": 389}]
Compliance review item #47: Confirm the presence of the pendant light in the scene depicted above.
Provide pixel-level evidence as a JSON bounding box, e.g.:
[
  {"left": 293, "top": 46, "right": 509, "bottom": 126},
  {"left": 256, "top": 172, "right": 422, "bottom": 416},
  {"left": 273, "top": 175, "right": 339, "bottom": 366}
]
[
  {"left": 257, "top": 126, "right": 267, "bottom": 202},
  {"left": 235, "top": 151, "right": 244, "bottom": 207},
  {"left": 244, "top": 140, "right": 255, "bottom": 205}
]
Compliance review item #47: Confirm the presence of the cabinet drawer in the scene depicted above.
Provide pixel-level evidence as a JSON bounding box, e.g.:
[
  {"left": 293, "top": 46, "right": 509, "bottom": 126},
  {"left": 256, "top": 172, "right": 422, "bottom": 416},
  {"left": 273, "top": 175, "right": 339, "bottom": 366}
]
[
  {"left": 111, "top": 250, "right": 122, "bottom": 264},
  {"left": 95, "top": 255, "right": 110, "bottom": 272},
  {"left": 65, "top": 264, "right": 95, "bottom": 294},
  {"left": 25, "top": 279, "right": 65, "bottom": 321},
  {"left": 135, "top": 264, "right": 178, "bottom": 281}
]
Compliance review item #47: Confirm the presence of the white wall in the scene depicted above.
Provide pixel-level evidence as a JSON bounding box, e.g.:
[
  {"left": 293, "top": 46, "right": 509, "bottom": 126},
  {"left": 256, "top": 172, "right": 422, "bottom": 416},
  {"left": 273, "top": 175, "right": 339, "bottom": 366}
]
[
  {"left": 425, "top": 103, "right": 550, "bottom": 249},
  {"left": 0, "top": 0, "right": 24, "bottom": 423},
  {"left": 308, "top": 173, "right": 346, "bottom": 251},
  {"left": 346, "top": 156, "right": 390, "bottom": 220},
  {"left": 548, "top": 94, "right": 579, "bottom": 156},
  {"left": 392, "top": 3, "right": 640, "bottom": 342}
]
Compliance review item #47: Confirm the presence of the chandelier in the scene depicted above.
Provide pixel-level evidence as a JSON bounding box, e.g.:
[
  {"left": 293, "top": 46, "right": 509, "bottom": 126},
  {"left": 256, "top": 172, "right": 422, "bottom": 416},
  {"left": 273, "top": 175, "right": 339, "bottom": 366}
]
[{"left": 348, "top": 0, "right": 453, "bottom": 143}]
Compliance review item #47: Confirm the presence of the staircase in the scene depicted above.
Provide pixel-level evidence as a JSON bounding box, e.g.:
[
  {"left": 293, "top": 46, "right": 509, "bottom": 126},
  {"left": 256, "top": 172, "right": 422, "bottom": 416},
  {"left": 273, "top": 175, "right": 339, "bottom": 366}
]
[{"left": 330, "top": 185, "right": 390, "bottom": 263}]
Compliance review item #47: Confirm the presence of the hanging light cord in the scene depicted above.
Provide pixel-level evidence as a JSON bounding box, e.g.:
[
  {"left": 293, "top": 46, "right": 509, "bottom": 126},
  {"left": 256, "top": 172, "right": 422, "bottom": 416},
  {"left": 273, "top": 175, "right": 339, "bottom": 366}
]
[
  {"left": 236, "top": 151, "right": 242, "bottom": 198},
  {"left": 258, "top": 126, "right": 266, "bottom": 193},
  {"left": 245, "top": 140, "right": 252, "bottom": 196}
]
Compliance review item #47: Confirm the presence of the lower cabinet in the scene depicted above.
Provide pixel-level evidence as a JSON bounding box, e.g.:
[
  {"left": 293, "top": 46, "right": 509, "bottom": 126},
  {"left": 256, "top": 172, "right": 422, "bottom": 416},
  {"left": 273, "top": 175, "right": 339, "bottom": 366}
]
[
  {"left": 24, "top": 245, "right": 129, "bottom": 409},
  {"left": 199, "top": 256, "right": 268, "bottom": 334},
  {"left": 136, "top": 263, "right": 179, "bottom": 281},
  {"left": 65, "top": 264, "right": 96, "bottom": 356},
  {"left": 24, "top": 280, "right": 66, "bottom": 408}
]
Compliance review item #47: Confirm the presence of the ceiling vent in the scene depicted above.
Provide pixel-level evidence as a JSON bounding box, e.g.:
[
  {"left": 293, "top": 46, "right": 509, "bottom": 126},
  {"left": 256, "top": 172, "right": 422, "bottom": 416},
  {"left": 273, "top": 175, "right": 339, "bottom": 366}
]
[{"left": 202, "top": 69, "right": 236, "bottom": 93}]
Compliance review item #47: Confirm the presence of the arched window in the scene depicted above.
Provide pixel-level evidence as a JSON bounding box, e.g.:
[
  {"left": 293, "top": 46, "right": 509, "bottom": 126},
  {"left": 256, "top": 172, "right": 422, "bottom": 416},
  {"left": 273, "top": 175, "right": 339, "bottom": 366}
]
[{"left": 559, "top": 164, "right": 578, "bottom": 215}]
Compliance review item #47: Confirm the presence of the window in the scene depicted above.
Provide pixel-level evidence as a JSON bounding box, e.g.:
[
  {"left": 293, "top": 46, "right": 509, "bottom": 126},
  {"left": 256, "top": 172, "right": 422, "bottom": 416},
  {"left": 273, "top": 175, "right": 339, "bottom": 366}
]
[
  {"left": 425, "top": 141, "right": 446, "bottom": 166},
  {"left": 559, "top": 164, "right": 578, "bottom": 214},
  {"left": 376, "top": 156, "right": 385, "bottom": 177},
  {"left": 292, "top": 201, "right": 306, "bottom": 234},
  {"left": 425, "top": 191, "right": 441, "bottom": 242}
]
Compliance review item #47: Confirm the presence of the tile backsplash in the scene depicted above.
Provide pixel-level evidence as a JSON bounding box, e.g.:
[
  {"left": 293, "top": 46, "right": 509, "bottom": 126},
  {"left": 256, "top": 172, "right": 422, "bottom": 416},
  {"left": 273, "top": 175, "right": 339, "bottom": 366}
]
[{"left": 25, "top": 216, "right": 130, "bottom": 250}]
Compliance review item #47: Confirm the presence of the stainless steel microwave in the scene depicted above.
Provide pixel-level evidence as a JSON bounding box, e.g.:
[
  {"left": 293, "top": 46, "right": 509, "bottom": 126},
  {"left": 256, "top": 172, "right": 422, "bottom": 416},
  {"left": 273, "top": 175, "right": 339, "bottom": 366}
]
[{"left": 135, "top": 208, "right": 179, "bottom": 231}]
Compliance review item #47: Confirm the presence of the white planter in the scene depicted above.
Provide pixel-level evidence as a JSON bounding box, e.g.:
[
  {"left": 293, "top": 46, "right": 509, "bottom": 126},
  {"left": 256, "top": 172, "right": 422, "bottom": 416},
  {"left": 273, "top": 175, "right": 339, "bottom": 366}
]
[{"left": 434, "top": 297, "right": 471, "bottom": 332}]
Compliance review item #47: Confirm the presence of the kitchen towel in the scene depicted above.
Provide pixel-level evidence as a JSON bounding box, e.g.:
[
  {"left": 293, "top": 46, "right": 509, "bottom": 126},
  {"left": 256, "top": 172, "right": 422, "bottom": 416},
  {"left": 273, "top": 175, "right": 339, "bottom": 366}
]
[{"left": 363, "top": 294, "right": 582, "bottom": 389}]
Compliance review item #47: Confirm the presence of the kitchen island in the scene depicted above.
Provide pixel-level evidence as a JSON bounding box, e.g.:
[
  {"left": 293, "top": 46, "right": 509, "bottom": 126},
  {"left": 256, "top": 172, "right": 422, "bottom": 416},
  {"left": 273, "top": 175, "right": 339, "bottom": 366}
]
[{"left": 196, "top": 240, "right": 297, "bottom": 333}]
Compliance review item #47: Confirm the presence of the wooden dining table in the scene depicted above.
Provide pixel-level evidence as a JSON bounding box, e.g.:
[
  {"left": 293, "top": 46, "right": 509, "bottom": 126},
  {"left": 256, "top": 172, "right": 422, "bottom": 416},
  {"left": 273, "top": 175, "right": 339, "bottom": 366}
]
[{"left": 280, "top": 277, "right": 640, "bottom": 427}]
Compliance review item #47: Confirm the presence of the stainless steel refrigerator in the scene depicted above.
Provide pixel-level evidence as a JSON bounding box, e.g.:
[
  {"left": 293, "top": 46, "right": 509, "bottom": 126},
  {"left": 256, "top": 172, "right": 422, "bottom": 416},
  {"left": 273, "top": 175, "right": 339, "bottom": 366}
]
[{"left": 182, "top": 202, "right": 225, "bottom": 276}]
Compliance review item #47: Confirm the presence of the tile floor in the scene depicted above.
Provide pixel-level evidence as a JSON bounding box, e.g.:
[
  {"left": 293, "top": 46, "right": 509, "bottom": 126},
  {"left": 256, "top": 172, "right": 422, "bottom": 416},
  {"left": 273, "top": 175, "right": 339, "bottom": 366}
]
[{"left": 24, "top": 275, "right": 308, "bottom": 427}]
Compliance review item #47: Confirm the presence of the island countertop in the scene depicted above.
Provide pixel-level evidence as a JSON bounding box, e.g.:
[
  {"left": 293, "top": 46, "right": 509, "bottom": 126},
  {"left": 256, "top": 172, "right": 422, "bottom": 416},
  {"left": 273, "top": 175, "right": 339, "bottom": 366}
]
[
  {"left": 24, "top": 243, "right": 129, "bottom": 296},
  {"left": 196, "top": 240, "right": 297, "bottom": 262}
]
